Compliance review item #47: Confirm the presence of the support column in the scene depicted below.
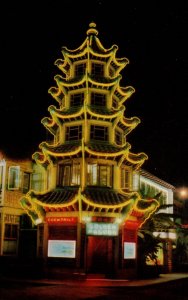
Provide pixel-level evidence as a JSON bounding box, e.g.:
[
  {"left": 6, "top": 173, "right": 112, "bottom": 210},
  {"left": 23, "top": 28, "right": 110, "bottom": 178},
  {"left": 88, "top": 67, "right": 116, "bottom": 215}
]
[
  {"left": 163, "top": 239, "right": 173, "bottom": 273},
  {"left": 121, "top": 223, "right": 138, "bottom": 279},
  {"left": 43, "top": 222, "right": 48, "bottom": 258},
  {"left": 76, "top": 222, "right": 81, "bottom": 269},
  {"left": 0, "top": 212, "right": 4, "bottom": 255}
]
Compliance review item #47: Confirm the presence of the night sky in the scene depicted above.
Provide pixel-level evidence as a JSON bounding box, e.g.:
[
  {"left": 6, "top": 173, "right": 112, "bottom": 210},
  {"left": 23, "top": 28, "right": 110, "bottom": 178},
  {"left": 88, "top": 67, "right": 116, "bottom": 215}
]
[{"left": 1, "top": 0, "right": 187, "bottom": 187}]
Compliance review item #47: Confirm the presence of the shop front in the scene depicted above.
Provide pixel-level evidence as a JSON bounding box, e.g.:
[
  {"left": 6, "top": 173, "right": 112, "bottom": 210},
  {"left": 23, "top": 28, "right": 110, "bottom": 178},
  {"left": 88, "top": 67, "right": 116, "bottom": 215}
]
[{"left": 38, "top": 214, "right": 141, "bottom": 279}]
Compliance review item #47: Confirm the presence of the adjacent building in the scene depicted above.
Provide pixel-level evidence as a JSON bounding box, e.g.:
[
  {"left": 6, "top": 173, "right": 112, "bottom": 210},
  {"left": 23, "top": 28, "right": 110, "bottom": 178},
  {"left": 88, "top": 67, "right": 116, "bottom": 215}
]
[{"left": 0, "top": 151, "right": 32, "bottom": 256}]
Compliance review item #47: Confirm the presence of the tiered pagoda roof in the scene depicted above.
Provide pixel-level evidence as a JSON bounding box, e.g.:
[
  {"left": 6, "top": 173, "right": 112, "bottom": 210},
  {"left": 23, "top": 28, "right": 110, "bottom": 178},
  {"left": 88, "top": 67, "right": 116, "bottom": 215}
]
[{"left": 20, "top": 23, "right": 158, "bottom": 228}]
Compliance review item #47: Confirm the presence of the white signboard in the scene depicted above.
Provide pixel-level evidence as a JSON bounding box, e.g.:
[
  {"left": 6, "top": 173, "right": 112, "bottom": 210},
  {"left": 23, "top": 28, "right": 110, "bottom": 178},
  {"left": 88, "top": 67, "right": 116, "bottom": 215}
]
[
  {"left": 48, "top": 240, "right": 76, "bottom": 258},
  {"left": 124, "top": 242, "right": 136, "bottom": 259},
  {"left": 86, "top": 222, "right": 118, "bottom": 236}
]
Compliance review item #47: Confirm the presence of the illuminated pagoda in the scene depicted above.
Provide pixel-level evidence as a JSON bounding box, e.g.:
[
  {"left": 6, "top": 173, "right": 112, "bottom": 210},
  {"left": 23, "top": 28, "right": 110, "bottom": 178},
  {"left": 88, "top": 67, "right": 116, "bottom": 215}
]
[{"left": 20, "top": 23, "right": 159, "bottom": 279}]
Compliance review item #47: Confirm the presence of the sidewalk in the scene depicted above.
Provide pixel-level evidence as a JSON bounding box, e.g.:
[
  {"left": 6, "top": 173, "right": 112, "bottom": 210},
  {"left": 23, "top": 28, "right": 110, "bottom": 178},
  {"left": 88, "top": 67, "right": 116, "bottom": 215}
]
[
  {"left": 1, "top": 272, "right": 188, "bottom": 287},
  {"left": 81, "top": 273, "right": 188, "bottom": 287},
  {"left": 42, "top": 272, "right": 188, "bottom": 287}
]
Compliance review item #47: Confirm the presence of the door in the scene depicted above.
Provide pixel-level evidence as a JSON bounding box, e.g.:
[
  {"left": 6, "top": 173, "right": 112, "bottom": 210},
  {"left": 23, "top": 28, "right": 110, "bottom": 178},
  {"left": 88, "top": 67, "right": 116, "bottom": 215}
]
[{"left": 87, "top": 236, "right": 114, "bottom": 275}]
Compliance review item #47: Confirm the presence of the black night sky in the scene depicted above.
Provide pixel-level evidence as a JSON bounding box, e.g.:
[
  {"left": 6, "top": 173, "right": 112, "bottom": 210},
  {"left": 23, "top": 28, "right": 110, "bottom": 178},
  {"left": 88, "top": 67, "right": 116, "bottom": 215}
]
[{"left": 1, "top": 0, "right": 187, "bottom": 188}]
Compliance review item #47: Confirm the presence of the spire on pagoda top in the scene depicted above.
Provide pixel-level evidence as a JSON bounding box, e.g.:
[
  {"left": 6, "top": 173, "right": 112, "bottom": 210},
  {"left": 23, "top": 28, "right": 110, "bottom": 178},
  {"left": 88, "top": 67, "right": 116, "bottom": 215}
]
[{"left": 86, "top": 22, "right": 98, "bottom": 36}]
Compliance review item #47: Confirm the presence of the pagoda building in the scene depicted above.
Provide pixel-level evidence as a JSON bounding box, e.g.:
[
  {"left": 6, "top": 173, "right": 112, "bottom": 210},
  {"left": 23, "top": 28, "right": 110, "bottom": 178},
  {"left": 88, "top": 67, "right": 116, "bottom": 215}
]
[{"left": 20, "top": 23, "right": 159, "bottom": 279}]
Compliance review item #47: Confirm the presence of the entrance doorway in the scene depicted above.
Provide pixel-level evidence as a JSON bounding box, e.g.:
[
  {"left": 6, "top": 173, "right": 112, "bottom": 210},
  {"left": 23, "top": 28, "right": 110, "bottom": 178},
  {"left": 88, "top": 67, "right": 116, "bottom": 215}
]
[{"left": 87, "top": 236, "right": 115, "bottom": 276}]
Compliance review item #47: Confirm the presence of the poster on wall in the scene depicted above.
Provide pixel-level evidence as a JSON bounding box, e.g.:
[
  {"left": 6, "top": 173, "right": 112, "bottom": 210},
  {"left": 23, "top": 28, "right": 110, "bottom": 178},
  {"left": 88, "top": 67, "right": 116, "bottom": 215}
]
[
  {"left": 124, "top": 242, "right": 136, "bottom": 259},
  {"left": 48, "top": 240, "right": 76, "bottom": 258}
]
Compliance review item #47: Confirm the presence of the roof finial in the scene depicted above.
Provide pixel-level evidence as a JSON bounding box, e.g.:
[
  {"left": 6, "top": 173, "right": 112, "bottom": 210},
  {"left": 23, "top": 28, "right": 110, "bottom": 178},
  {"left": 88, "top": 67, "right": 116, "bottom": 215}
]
[{"left": 87, "top": 22, "right": 98, "bottom": 36}]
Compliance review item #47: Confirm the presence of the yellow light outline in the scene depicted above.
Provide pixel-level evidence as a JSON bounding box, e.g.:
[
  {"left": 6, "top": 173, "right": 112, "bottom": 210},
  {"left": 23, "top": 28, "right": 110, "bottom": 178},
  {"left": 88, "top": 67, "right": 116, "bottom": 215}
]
[
  {"left": 87, "top": 106, "right": 121, "bottom": 119},
  {"left": 85, "top": 145, "right": 129, "bottom": 157},
  {"left": 81, "top": 194, "right": 132, "bottom": 210},
  {"left": 49, "top": 105, "right": 84, "bottom": 119},
  {"left": 39, "top": 143, "right": 82, "bottom": 158}
]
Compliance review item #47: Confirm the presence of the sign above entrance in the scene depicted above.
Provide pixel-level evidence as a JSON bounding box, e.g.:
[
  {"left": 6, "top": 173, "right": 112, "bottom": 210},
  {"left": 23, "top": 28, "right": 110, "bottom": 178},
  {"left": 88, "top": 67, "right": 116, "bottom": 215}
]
[
  {"left": 86, "top": 222, "right": 118, "bottom": 236},
  {"left": 45, "top": 217, "right": 77, "bottom": 224}
]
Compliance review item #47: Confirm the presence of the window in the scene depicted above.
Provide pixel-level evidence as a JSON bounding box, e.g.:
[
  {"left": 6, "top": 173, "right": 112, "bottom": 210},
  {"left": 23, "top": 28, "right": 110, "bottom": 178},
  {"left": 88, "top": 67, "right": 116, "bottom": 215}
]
[
  {"left": 87, "top": 164, "right": 97, "bottom": 185},
  {"left": 58, "top": 163, "right": 80, "bottom": 186},
  {"left": 8, "top": 166, "right": 20, "bottom": 190},
  {"left": 22, "top": 172, "right": 30, "bottom": 194},
  {"left": 91, "top": 92, "right": 106, "bottom": 106},
  {"left": 3, "top": 224, "right": 18, "bottom": 255},
  {"left": 0, "top": 165, "right": 4, "bottom": 189},
  {"left": 72, "top": 164, "right": 81, "bottom": 185},
  {"left": 90, "top": 125, "right": 108, "bottom": 141},
  {"left": 65, "top": 125, "right": 82, "bottom": 141},
  {"left": 75, "top": 63, "right": 86, "bottom": 76},
  {"left": 62, "top": 165, "right": 71, "bottom": 186},
  {"left": 91, "top": 63, "right": 104, "bottom": 76},
  {"left": 121, "top": 167, "right": 132, "bottom": 190},
  {"left": 0, "top": 165, "right": 4, "bottom": 204},
  {"left": 99, "top": 165, "right": 112, "bottom": 186},
  {"left": 31, "top": 173, "right": 43, "bottom": 192},
  {"left": 4, "top": 224, "right": 18, "bottom": 239},
  {"left": 70, "top": 93, "right": 84, "bottom": 106},
  {"left": 87, "top": 164, "right": 112, "bottom": 187}
]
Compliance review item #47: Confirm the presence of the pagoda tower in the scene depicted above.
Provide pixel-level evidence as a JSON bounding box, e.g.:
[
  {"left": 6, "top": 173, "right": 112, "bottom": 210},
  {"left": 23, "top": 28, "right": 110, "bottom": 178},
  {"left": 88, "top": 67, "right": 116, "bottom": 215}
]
[{"left": 20, "top": 23, "right": 159, "bottom": 278}]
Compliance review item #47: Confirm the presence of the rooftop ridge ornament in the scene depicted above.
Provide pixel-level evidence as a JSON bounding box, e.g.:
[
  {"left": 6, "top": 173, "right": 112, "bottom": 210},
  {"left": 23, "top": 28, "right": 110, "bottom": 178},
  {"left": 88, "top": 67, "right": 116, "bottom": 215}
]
[{"left": 87, "top": 22, "right": 98, "bottom": 36}]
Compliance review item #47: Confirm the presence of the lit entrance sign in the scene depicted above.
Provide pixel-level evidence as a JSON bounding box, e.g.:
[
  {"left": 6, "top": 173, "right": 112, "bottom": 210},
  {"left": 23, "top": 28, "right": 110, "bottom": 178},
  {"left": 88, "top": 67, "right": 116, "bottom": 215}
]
[
  {"left": 86, "top": 222, "right": 118, "bottom": 236},
  {"left": 45, "top": 217, "right": 77, "bottom": 224},
  {"left": 124, "top": 242, "right": 136, "bottom": 259}
]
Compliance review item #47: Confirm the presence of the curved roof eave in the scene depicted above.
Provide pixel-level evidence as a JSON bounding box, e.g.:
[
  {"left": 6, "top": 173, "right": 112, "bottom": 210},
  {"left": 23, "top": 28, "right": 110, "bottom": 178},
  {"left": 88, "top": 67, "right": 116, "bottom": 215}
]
[
  {"left": 85, "top": 145, "right": 129, "bottom": 158},
  {"left": 49, "top": 105, "right": 84, "bottom": 119},
  {"left": 61, "top": 37, "right": 88, "bottom": 55},
  {"left": 32, "top": 151, "right": 48, "bottom": 166},
  {"left": 54, "top": 74, "right": 86, "bottom": 87},
  {"left": 81, "top": 194, "right": 133, "bottom": 209},
  {"left": 127, "top": 151, "right": 148, "bottom": 164},
  {"left": 39, "top": 143, "right": 82, "bottom": 158},
  {"left": 87, "top": 106, "right": 121, "bottom": 119}
]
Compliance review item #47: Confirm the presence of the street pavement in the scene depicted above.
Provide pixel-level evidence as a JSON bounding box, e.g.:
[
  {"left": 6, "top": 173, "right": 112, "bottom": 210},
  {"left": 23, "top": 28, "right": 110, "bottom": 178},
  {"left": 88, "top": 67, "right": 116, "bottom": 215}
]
[
  {"left": 1, "top": 272, "right": 188, "bottom": 287},
  {"left": 1, "top": 272, "right": 188, "bottom": 300}
]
